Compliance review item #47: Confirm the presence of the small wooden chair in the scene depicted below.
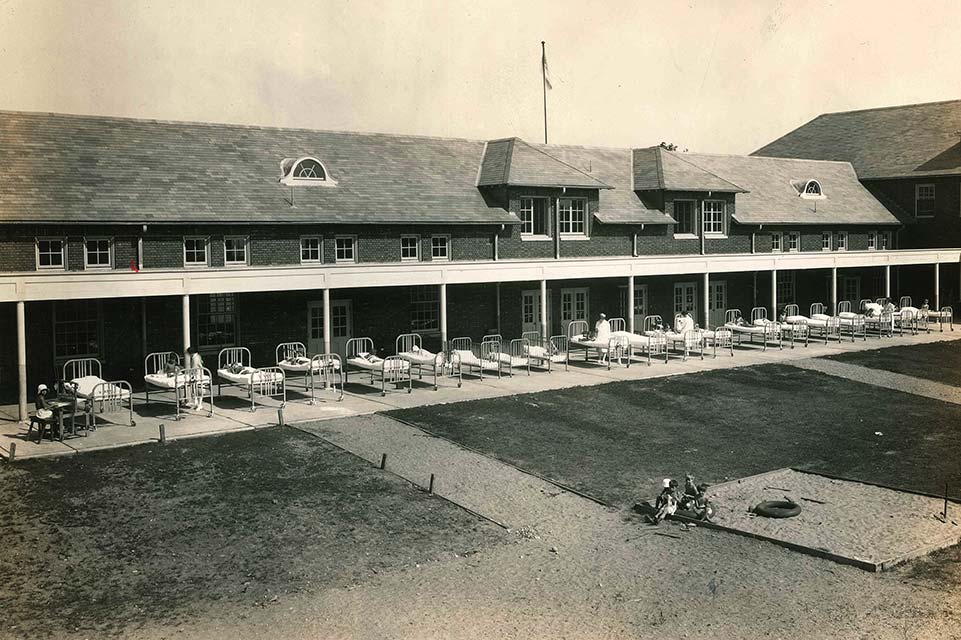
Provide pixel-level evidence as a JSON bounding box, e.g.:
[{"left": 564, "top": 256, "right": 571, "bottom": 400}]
[{"left": 27, "top": 413, "right": 58, "bottom": 443}]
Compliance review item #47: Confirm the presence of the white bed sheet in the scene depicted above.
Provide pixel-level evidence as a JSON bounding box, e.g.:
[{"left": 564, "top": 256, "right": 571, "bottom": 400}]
[
  {"left": 145, "top": 372, "right": 212, "bottom": 390},
  {"left": 218, "top": 368, "right": 285, "bottom": 385},
  {"left": 398, "top": 349, "right": 438, "bottom": 366},
  {"left": 453, "top": 350, "right": 501, "bottom": 370},
  {"left": 277, "top": 357, "right": 341, "bottom": 374},
  {"left": 346, "top": 357, "right": 410, "bottom": 373},
  {"left": 70, "top": 375, "right": 132, "bottom": 400}
]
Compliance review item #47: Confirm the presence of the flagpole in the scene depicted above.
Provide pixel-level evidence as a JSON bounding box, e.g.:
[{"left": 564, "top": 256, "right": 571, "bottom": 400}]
[{"left": 541, "top": 41, "right": 548, "bottom": 144}]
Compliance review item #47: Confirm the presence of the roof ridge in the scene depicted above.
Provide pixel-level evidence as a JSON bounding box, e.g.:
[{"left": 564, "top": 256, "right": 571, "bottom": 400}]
[
  {"left": 708, "top": 150, "right": 854, "bottom": 166},
  {"left": 663, "top": 150, "right": 746, "bottom": 191},
  {"left": 816, "top": 98, "right": 961, "bottom": 118},
  {"left": 517, "top": 138, "right": 613, "bottom": 188},
  {"left": 503, "top": 138, "right": 517, "bottom": 184},
  {"left": 653, "top": 147, "right": 665, "bottom": 189}
]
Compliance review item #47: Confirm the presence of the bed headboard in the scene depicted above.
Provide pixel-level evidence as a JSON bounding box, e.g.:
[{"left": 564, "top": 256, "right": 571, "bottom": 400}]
[
  {"left": 480, "top": 336, "right": 501, "bottom": 360},
  {"left": 63, "top": 358, "right": 102, "bottom": 381},
  {"left": 810, "top": 302, "right": 826, "bottom": 316},
  {"left": 751, "top": 307, "right": 768, "bottom": 322},
  {"left": 608, "top": 317, "right": 626, "bottom": 332},
  {"left": 218, "top": 347, "right": 251, "bottom": 370},
  {"left": 449, "top": 336, "right": 472, "bottom": 352},
  {"left": 549, "top": 335, "right": 568, "bottom": 354},
  {"left": 724, "top": 309, "right": 741, "bottom": 324},
  {"left": 395, "top": 333, "right": 422, "bottom": 354},
  {"left": 643, "top": 315, "right": 662, "bottom": 332},
  {"left": 482, "top": 334, "right": 503, "bottom": 346},
  {"left": 837, "top": 301, "right": 852, "bottom": 313},
  {"left": 521, "top": 330, "right": 541, "bottom": 345},
  {"left": 510, "top": 337, "right": 529, "bottom": 358},
  {"left": 875, "top": 297, "right": 888, "bottom": 306},
  {"left": 275, "top": 342, "right": 307, "bottom": 363},
  {"left": 567, "top": 320, "right": 589, "bottom": 339},
  {"left": 345, "top": 337, "right": 375, "bottom": 359},
  {"left": 858, "top": 299, "right": 872, "bottom": 312},
  {"left": 144, "top": 351, "right": 180, "bottom": 376},
  {"left": 899, "top": 296, "right": 912, "bottom": 309},
  {"left": 783, "top": 304, "right": 799, "bottom": 317}
]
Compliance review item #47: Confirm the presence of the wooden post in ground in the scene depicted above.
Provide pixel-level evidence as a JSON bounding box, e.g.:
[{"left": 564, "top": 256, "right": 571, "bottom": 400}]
[
  {"left": 8, "top": 442, "right": 15, "bottom": 462},
  {"left": 159, "top": 423, "right": 166, "bottom": 444},
  {"left": 380, "top": 453, "right": 387, "bottom": 470}
]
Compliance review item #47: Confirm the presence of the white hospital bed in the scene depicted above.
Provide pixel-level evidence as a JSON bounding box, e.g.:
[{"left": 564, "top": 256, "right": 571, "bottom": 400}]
[
  {"left": 567, "top": 319, "right": 632, "bottom": 369},
  {"left": 275, "top": 342, "right": 344, "bottom": 403},
  {"left": 61, "top": 358, "right": 135, "bottom": 428},
  {"left": 345, "top": 337, "right": 412, "bottom": 395},
  {"left": 449, "top": 336, "right": 504, "bottom": 379},
  {"left": 217, "top": 347, "right": 287, "bottom": 411},
  {"left": 642, "top": 314, "right": 709, "bottom": 361},
  {"left": 859, "top": 299, "right": 894, "bottom": 338},
  {"left": 723, "top": 309, "right": 783, "bottom": 350},
  {"left": 483, "top": 334, "right": 532, "bottom": 376},
  {"left": 830, "top": 302, "right": 868, "bottom": 342},
  {"left": 143, "top": 351, "right": 213, "bottom": 420},
  {"left": 395, "top": 333, "right": 462, "bottom": 390},
  {"left": 520, "top": 331, "right": 569, "bottom": 372},
  {"left": 782, "top": 303, "right": 837, "bottom": 344}
]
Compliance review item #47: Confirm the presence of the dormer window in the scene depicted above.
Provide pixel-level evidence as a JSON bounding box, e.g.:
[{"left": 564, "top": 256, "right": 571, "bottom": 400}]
[
  {"left": 796, "top": 179, "right": 825, "bottom": 200},
  {"left": 280, "top": 157, "right": 337, "bottom": 186}
]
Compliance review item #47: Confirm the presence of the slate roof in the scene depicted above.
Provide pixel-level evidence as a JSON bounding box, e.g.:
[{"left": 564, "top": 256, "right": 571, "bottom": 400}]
[
  {"left": 528, "top": 143, "right": 674, "bottom": 225},
  {"left": 0, "top": 111, "right": 520, "bottom": 225},
  {"left": 633, "top": 146, "right": 746, "bottom": 193},
  {"left": 677, "top": 153, "right": 901, "bottom": 225},
  {"left": 752, "top": 99, "right": 961, "bottom": 179},
  {"left": 477, "top": 137, "right": 613, "bottom": 189}
]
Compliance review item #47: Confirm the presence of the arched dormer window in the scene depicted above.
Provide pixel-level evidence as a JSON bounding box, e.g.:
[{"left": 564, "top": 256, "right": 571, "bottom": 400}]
[
  {"left": 795, "top": 179, "right": 825, "bottom": 200},
  {"left": 280, "top": 157, "right": 337, "bottom": 186}
]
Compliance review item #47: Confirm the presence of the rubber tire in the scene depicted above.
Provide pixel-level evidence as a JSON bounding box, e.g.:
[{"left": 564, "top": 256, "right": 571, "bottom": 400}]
[{"left": 754, "top": 500, "right": 801, "bottom": 518}]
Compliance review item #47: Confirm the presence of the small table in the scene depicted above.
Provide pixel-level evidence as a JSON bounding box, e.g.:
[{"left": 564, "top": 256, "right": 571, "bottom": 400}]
[{"left": 46, "top": 398, "right": 84, "bottom": 439}]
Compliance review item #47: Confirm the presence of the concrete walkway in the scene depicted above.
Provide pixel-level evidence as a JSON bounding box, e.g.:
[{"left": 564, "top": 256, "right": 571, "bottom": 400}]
[{"left": 788, "top": 357, "right": 961, "bottom": 406}]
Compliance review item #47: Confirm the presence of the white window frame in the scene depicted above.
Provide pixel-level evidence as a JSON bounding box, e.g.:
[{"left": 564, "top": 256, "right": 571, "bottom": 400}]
[
  {"left": 334, "top": 236, "right": 357, "bottom": 264},
  {"left": 821, "top": 231, "right": 832, "bottom": 252},
  {"left": 223, "top": 236, "right": 249, "bottom": 267},
  {"left": 183, "top": 236, "right": 209, "bottom": 268},
  {"left": 410, "top": 285, "right": 440, "bottom": 333},
  {"left": 867, "top": 231, "right": 877, "bottom": 251},
  {"left": 776, "top": 271, "right": 796, "bottom": 304},
  {"left": 915, "top": 183, "right": 935, "bottom": 218},
  {"left": 880, "top": 231, "right": 891, "bottom": 250},
  {"left": 53, "top": 300, "right": 101, "bottom": 360},
  {"left": 835, "top": 231, "right": 848, "bottom": 252},
  {"left": 557, "top": 197, "right": 588, "bottom": 238},
  {"left": 771, "top": 232, "right": 782, "bottom": 252},
  {"left": 673, "top": 199, "right": 697, "bottom": 238},
  {"left": 400, "top": 235, "right": 421, "bottom": 262},
  {"left": 83, "top": 237, "right": 113, "bottom": 269},
  {"left": 280, "top": 156, "right": 337, "bottom": 187},
  {"left": 702, "top": 200, "right": 726, "bottom": 237},
  {"left": 36, "top": 237, "right": 67, "bottom": 270},
  {"left": 519, "top": 197, "right": 550, "bottom": 239},
  {"left": 300, "top": 236, "right": 322, "bottom": 264},
  {"left": 430, "top": 235, "right": 450, "bottom": 261},
  {"left": 787, "top": 232, "right": 800, "bottom": 253}
]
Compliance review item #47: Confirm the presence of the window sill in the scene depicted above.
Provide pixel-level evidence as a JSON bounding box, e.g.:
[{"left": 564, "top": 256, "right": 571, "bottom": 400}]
[
  {"left": 334, "top": 260, "right": 357, "bottom": 265},
  {"left": 430, "top": 257, "right": 451, "bottom": 262},
  {"left": 400, "top": 258, "right": 421, "bottom": 263},
  {"left": 37, "top": 266, "right": 66, "bottom": 271},
  {"left": 704, "top": 234, "right": 728, "bottom": 240},
  {"left": 673, "top": 233, "right": 698, "bottom": 240},
  {"left": 184, "top": 263, "right": 209, "bottom": 269},
  {"left": 225, "top": 263, "right": 249, "bottom": 268},
  {"left": 560, "top": 235, "right": 590, "bottom": 241},
  {"left": 300, "top": 259, "right": 323, "bottom": 265},
  {"left": 520, "top": 235, "right": 553, "bottom": 242}
]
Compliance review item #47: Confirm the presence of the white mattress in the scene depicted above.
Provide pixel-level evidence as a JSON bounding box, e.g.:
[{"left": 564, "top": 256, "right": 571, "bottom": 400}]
[
  {"left": 70, "top": 375, "right": 131, "bottom": 400},
  {"left": 614, "top": 330, "right": 660, "bottom": 349},
  {"left": 145, "top": 371, "right": 212, "bottom": 390},
  {"left": 927, "top": 309, "right": 952, "bottom": 319},
  {"left": 497, "top": 353, "right": 529, "bottom": 367},
  {"left": 398, "top": 348, "right": 437, "bottom": 366},
  {"left": 571, "top": 334, "right": 626, "bottom": 350},
  {"left": 454, "top": 349, "right": 501, "bottom": 371},
  {"left": 218, "top": 368, "right": 285, "bottom": 385},
  {"left": 347, "top": 356, "right": 410, "bottom": 372},
  {"left": 525, "top": 345, "right": 566, "bottom": 363},
  {"left": 277, "top": 356, "right": 341, "bottom": 373},
  {"left": 725, "top": 323, "right": 771, "bottom": 336}
]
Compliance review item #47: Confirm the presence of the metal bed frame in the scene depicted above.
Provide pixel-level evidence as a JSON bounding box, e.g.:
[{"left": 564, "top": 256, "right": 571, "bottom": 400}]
[
  {"left": 394, "top": 333, "right": 462, "bottom": 390},
  {"left": 859, "top": 299, "right": 894, "bottom": 338},
  {"left": 566, "top": 319, "right": 632, "bottom": 369},
  {"left": 344, "top": 337, "right": 412, "bottom": 395},
  {"left": 520, "top": 331, "right": 569, "bottom": 372},
  {"left": 724, "top": 309, "right": 782, "bottom": 351},
  {"left": 754, "top": 307, "right": 804, "bottom": 348},
  {"left": 833, "top": 301, "right": 868, "bottom": 342},
  {"left": 275, "top": 342, "right": 344, "bottom": 403},
  {"left": 217, "top": 347, "right": 287, "bottom": 411},
  {"left": 449, "top": 336, "right": 503, "bottom": 379},
  {"left": 61, "top": 358, "right": 135, "bottom": 428},
  {"left": 144, "top": 351, "right": 213, "bottom": 420},
  {"left": 483, "top": 334, "right": 532, "bottom": 377},
  {"left": 805, "top": 302, "right": 842, "bottom": 343}
]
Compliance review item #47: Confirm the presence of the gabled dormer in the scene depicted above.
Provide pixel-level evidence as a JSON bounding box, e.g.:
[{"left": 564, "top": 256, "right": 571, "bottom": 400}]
[{"left": 477, "top": 137, "right": 614, "bottom": 190}]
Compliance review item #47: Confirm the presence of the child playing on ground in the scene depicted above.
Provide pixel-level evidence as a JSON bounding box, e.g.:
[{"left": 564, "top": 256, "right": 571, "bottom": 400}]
[
  {"left": 692, "top": 483, "right": 715, "bottom": 521},
  {"left": 650, "top": 479, "right": 679, "bottom": 525},
  {"left": 680, "top": 474, "right": 698, "bottom": 511}
]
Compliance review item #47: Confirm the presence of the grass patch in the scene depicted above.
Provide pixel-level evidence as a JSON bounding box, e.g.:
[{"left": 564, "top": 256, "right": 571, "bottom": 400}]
[
  {"left": 389, "top": 363, "right": 961, "bottom": 507},
  {"left": 826, "top": 338, "right": 961, "bottom": 388},
  {"left": 0, "top": 427, "right": 503, "bottom": 638}
]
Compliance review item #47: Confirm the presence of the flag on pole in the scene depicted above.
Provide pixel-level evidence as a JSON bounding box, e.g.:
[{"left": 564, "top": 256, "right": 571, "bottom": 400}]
[{"left": 542, "top": 48, "right": 552, "bottom": 90}]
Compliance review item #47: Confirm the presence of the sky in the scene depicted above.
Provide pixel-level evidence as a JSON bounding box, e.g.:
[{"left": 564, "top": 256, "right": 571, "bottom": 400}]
[{"left": 1, "top": 0, "right": 959, "bottom": 154}]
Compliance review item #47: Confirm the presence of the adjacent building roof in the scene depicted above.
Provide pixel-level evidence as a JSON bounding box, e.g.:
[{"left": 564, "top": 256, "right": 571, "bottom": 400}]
[
  {"left": 752, "top": 99, "right": 961, "bottom": 180},
  {"left": 633, "top": 146, "right": 746, "bottom": 193},
  {"left": 0, "top": 111, "right": 521, "bottom": 225},
  {"left": 679, "top": 153, "right": 901, "bottom": 225},
  {"left": 477, "top": 137, "right": 613, "bottom": 189}
]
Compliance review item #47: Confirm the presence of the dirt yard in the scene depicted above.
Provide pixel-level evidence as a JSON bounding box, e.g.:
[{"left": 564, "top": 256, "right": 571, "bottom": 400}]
[{"left": 826, "top": 337, "right": 961, "bottom": 387}]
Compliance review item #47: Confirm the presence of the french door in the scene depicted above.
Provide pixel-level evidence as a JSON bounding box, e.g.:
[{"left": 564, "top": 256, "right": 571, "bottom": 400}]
[
  {"left": 521, "top": 289, "right": 552, "bottom": 337},
  {"left": 560, "top": 287, "right": 589, "bottom": 334},
  {"left": 708, "top": 281, "right": 727, "bottom": 328},
  {"left": 306, "top": 299, "right": 353, "bottom": 355},
  {"left": 673, "top": 282, "right": 698, "bottom": 319},
  {"left": 619, "top": 284, "right": 648, "bottom": 330}
]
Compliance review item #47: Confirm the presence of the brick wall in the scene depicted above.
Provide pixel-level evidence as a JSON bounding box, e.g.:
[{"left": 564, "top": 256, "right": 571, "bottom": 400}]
[{"left": 867, "top": 177, "right": 961, "bottom": 249}]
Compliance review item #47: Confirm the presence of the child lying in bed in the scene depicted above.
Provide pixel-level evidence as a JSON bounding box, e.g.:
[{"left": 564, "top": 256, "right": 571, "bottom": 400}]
[{"left": 227, "top": 362, "right": 256, "bottom": 375}]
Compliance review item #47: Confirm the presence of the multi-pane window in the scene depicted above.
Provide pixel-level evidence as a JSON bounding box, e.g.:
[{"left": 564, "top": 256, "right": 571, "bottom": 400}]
[
  {"left": 522, "top": 294, "right": 536, "bottom": 325},
  {"left": 915, "top": 184, "right": 935, "bottom": 217},
  {"left": 842, "top": 276, "right": 860, "bottom": 302},
  {"left": 335, "top": 236, "right": 356, "bottom": 263},
  {"left": 410, "top": 286, "right": 439, "bottom": 331},
  {"left": 84, "top": 238, "right": 112, "bottom": 268},
  {"left": 771, "top": 232, "right": 782, "bottom": 252},
  {"left": 776, "top": 271, "right": 796, "bottom": 304},
  {"left": 835, "top": 231, "right": 848, "bottom": 251},
  {"left": 197, "top": 294, "right": 236, "bottom": 348},
  {"left": 702, "top": 201, "right": 725, "bottom": 235},
  {"left": 37, "top": 238, "right": 66, "bottom": 269},
  {"left": 401, "top": 235, "right": 420, "bottom": 261},
  {"left": 53, "top": 300, "right": 100, "bottom": 359},
  {"left": 787, "top": 232, "right": 800, "bottom": 252},
  {"left": 300, "top": 236, "right": 322, "bottom": 263},
  {"left": 821, "top": 232, "right": 832, "bottom": 251},
  {"left": 558, "top": 198, "right": 587, "bottom": 235},
  {"left": 224, "top": 237, "right": 248, "bottom": 266},
  {"left": 880, "top": 231, "right": 891, "bottom": 250},
  {"left": 867, "top": 231, "right": 877, "bottom": 250},
  {"left": 520, "top": 198, "right": 549, "bottom": 236},
  {"left": 674, "top": 200, "right": 696, "bottom": 235},
  {"left": 430, "top": 235, "right": 450, "bottom": 260},
  {"left": 184, "top": 237, "right": 208, "bottom": 266}
]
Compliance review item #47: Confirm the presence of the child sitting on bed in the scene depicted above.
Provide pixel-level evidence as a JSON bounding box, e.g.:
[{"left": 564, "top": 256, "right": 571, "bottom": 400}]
[{"left": 164, "top": 353, "right": 180, "bottom": 377}]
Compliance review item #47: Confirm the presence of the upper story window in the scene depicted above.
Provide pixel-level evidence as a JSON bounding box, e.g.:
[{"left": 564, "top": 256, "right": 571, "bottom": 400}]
[
  {"left": 279, "top": 157, "right": 337, "bottom": 187},
  {"left": 224, "top": 236, "right": 248, "bottom": 266},
  {"left": 799, "top": 179, "right": 826, "bottom": 200},
  {"left": 787, "top": 232, "right": 800, "bottom": 252},
  {"left": 401, "top": 235, "right": 420, "bottom": 261},
  {"left": 674, "top": 200, "right": 696, "bottom": 236},
  {"left": 37, "top": 237, "right": 66, "bottom": 270},
  {"left": 430, "top": 235, "right": 450, "bottom": 261},
  {"left": 880, "top": 231, "right": 891, "bottom": 250},
  {"left": 821, "top": 231, "right": 832, "bottom": 252},
  {"left": 702, "top": 201, "right": 726, "bottom": 236},
  {"left": 915, "top": 184, "right": 935, "bottom": 217},
  {"left": 867, "top": 231, "right": 877, "bottom": 250},
  {"left": 558, "top": 198, "right": 587, "bottom": 236},
  {"left": 771, "top": 232, "right": 782, "bottom": 252},
  {"left": 520, "top": 197, "right": 549, "bottom": 237},
  {"left": 335, "top": 236, "right": 357, "bottom": 263},
  {"left": 84, "top": 238, "right": 112, "bottom": 268},
  {"left": 184, "top": 237, "right": 209, "bottom": 267},
  {"left": 835, "top": 231, "right": 848, "bottom": 251},
  {"left": 300, "top": 236, "right": 322, "bottom": 263}
]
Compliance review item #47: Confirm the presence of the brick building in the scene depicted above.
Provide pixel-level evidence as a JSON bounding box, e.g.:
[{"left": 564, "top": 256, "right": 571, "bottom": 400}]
[{"left": 1, "top": 110, "right": 957, "bottom": 419}]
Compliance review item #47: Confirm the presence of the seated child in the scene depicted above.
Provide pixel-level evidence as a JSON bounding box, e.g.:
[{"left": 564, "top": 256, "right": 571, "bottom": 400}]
[
  {"left": 163, "top": 354, "right": 180, "bottom": 377},
  {"left": 680, "top": 474, "right": 698, "bottom": 510},
  {"left": 650, "top": 479, "right": 679, "bottom": 524},
  {"left": 691, "top": 483, "right": 715, "bottom": 521}
]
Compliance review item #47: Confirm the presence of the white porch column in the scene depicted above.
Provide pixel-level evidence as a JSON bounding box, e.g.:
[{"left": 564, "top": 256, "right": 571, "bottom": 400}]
[
  {"left": 440, "top": 283, "right": 448, "bottom": 346},
  {"left": 17, "top": 301, "right": 27, "bottom": 422},
  {"left": 322, "top": 288, "right": 332, "bottom": 355},
  {"left": 702, "top": 273, "right": 710, "bottom": 328},
  {"left": 770, "top": 268, "right": 778, "bottom": 319},
  {"left": 830, "top": 267, "right": 838, "bottom": 315},
  {"left": 539, "top": 279, "right": 548, "bottom": 339},
  {"left": 627, "top": 276, "right": 635, "bottom": 333},
  {"left": 181, "top": 294, "right": 191, "bottom": 354},
  {"left": 934, "top": 263, "right": 941, "bottom": 310},
  {"left": 884, "top": 265, "right": 891, "bottom": 299}
]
